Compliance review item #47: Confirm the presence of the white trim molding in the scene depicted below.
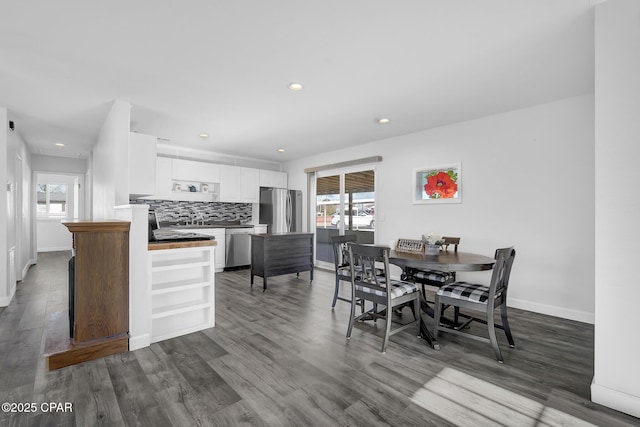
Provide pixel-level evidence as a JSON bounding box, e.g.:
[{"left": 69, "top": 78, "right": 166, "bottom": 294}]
[
  {"left": 508, "top": 298, "right": 594, "bottom": 325},
  {"left": 591, "top": 381, "right": 640, "bottom": 418}
]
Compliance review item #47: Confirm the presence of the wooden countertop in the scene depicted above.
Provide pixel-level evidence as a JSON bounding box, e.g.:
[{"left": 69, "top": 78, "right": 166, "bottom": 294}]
[
  {"left": 251, "top": 232, "right": 314, "bottom": 236},
  {"left": 148, "top": 240, "right": 217, "bottom": 251}
]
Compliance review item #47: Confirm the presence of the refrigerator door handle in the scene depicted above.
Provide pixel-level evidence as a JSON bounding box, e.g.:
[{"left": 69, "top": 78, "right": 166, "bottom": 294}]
[{"left": 286, "top": 191, "right": 292, "bottom": 232}]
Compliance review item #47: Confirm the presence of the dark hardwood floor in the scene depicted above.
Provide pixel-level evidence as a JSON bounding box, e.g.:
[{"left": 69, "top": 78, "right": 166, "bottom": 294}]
[{"left": 1, "top": 251, "right": 638, "bottom": 426}]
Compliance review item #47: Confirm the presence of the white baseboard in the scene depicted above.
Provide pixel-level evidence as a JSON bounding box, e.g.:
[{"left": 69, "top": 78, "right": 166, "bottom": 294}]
[
  {"left": 591, "top": 381, "right": 640, "bottom": 418},
  {"left": 20, "top": 259, "right": 37, "bottom": 281},
  {"left": 0, "top": 287, "right": 16, "bottom": 307},
  {"left": 129, "top": 334, "right": 151, "bottom": 351},
  {"left": 38, "top": 246, "right": 72, "bottom": 252},
  {"left": 508, "top": 298, "right": 594, "bottom": 324}
]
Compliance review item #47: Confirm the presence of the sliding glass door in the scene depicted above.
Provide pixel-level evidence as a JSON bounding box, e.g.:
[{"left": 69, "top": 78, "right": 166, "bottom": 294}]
[{"left": 315, "top": 168, "right": 375, "bottom": 269}]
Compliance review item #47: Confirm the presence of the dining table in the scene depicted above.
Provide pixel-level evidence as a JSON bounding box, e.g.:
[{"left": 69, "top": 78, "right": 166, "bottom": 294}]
[{"left": 388, "top": 249, "right": 496, "bottom": 350}]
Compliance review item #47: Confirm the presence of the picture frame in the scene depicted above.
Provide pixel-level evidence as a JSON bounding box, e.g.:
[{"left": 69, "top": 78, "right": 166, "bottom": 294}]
[{"left": 412, "top": 163, "right": 462, "bottom": 204}]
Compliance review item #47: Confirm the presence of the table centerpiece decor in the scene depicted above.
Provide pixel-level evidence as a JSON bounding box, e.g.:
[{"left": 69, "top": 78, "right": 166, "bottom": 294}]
[{"left": 422, "top": 233, "right": 444, "bottom": 255}]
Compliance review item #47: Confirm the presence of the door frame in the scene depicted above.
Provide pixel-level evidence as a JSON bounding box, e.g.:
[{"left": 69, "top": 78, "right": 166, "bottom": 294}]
[{"left": 312, "top": 164, "right": 377, "bottom": 270}]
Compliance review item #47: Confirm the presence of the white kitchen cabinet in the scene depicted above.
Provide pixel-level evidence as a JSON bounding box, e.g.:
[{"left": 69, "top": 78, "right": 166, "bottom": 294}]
[
  {"left": 219, "top": 165, "right": 241, "bottom": 202},
  {"left": 177, "top": 228, "right": 225, "bottom": 272},
  {"left": 155, "top": 156, "right": 173, "bottom": 197},
  {"left": 129, "top": 132, "right": 157, "bottom": 196},
  {"left": 241, "top": 167, "right": 260, "bottom": 203},
  {"left": 253, "top": 225, "right": 267, "bottom": 234},
  {"left": 142, "top": 157, "right": 220, "bottom": 202},
  {"left": 259, "top": 169, "right": 287, "bottom": 189},
  {"left": 172, "top": 159, "right": 221, "bottom": 183},
  {"left": 148, "top": 244, "right": 215, "bottom": 343},
  {"left": 220, "top": 165, "right": 260, "bottom": 203}
]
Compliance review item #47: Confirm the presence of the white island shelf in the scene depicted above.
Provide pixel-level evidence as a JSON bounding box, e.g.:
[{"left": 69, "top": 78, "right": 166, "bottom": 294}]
[{"left": 148, "top": 242, "right": 215, "bottom": 343}]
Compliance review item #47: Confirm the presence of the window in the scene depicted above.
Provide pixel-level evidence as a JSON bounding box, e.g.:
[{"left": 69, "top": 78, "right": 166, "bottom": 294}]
[
  {"left": 314, "top": 168, "right": 375, "bottom": 268},
  {"left": 37, "top": 183, "right": 69, "bottom": 218}
]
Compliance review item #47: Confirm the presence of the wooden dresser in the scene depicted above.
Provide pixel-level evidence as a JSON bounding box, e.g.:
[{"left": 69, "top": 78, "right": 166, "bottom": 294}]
[
  {"left": 44, "top": 220, "right": 130, "bottom": 370},
  {"left": 250, "top": 232, "right": 314, "bottom": 291}
]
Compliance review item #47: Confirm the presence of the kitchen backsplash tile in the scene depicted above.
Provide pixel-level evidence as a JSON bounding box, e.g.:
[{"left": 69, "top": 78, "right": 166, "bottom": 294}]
[{"left": 130, "top": 199, "right": 252, "bottom": 225}]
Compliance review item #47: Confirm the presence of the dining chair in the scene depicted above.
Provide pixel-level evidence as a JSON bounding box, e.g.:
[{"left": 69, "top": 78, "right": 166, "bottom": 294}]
[
  {"left": 406, "top": 236, "right": 460, "bottom": 289},
  {"left": 401, "top": 236, "right": 461, "bottom": 320},
  {"left": 347, "top": 244, "right": 421, "bottom": 353},
  {"left": 330, "top": 234, "right": 359, "bottom": 309},
  {"left": 433, "top": 247, "right": 516, "bottom": 362}
]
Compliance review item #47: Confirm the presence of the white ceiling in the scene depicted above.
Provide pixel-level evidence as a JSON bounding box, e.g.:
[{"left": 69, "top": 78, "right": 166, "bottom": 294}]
[{"left": 1, "top": 1, "right": 595, "bottom": 162}]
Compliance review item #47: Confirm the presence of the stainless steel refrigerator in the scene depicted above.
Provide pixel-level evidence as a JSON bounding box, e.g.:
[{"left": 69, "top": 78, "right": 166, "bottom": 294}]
[{"left": 259, "top": 188, "right": 302, "bottom": 233}]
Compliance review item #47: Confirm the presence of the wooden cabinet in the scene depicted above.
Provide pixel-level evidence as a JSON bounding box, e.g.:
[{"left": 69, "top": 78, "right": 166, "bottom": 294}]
[
  {"left": 148, "top": 243, "right": 215, "bottom": 343},
  {"left": 259, "top": 169, "right": 288, "bottom": 188},
  {"left": 250, "top": 232, "right": 314, "bottom": 291},
  {"left": 129, "top": 132, "right": 157, "bottom": 196},
  {"left": 45, "top": 221, "right": 130, "bottom": 370}
]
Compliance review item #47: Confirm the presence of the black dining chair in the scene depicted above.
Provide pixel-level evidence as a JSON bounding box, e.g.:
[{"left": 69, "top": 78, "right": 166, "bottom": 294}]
[
  {"left": 433, "top": 247, "right": 516, "bottom": 362},
  {"left": 347, "top": 244, "right": 421, "bottom": 353}
]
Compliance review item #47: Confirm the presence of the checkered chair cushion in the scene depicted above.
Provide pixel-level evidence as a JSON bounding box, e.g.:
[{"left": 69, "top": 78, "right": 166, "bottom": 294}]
[
  {"left": 436, "top": 281, "right": 498, "bottom": 303},
  {"left": 338, "top": 265, "right": 383, "bottom": 277},
  {"left": 337, "top": 265, "right": 354, "bottom": 277},
  {"left": 413, "top": 270, "right": 455, "bottom": 284},
  {"left": 356, "top": 280, "right": 420, "bottom": 299}
]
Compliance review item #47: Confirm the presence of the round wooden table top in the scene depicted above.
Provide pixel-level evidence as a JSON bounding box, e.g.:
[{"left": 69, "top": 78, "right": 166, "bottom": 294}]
[{"left": 389, "top": 250, "right": 495, "bottom": 272}]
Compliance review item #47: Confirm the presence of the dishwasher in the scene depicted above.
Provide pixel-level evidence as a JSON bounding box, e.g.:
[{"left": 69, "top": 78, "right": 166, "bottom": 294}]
[{"left": 225, "top": 226, "right": 254, "bottom": 269}]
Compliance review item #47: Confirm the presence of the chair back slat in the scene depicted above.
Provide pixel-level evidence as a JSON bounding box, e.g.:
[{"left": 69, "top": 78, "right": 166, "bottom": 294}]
[
  {"left": 442, "top": 236, "right": 460, "bottom": 252},
  {"left": 348, "top": 244, "right": 392, "bottom": 304},
  {"left": 331, "top": 234, "right": 357, "bottom": 269},
  {"left": 488, "top": 247, "right": 516, "bottom": 299}
]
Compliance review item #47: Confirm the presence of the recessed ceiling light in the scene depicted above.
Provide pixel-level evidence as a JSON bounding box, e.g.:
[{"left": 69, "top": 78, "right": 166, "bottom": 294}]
[
  {"left": 55, "top": 143, "right": 65, "bottom": 147},
  {"left": 199, "top": 133, "right": 209, "bottom": 139},
  {"left": 288, "top": 83, "right": 303, "bottom": 91},
  {"left": 277, "top": 148, "right": 285, "bottom": 153},
  {"left": 377, "top": 118, "right": 391, "bottom": 124}
]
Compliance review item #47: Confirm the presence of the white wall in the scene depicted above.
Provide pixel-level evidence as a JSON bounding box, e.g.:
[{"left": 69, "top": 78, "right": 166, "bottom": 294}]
[
  {"left": 35, "top": 173, "right": 81, "bottom": 252},
  {"left": 31, "top": 154, "right": 87, "bottom": 175},
  {"left": 592, "top": 0, "right": 640, "bottom": 417},
  {"left": 92, "top": 99, "right": 131, "bottom": 220},
  {"left": 36, "top": 220, "right": 72, "bottom": 252},
  {"left": 32, "top": 156, "right": 88, "bottom": 251},
  {"left": 286, "top": 94, "right": 595, "bottom": 323},
  {"left": 114, "top": 204, "right": 151, "bottom": 351},
  {"left": 0, "top": 108, "right": 8, "bottom": 305},
  {"left": 1, "top": 110, "right": 34, "bottom": 306},
  {"left": 11, "top": 131, "right": 34, "bottom": 281}
]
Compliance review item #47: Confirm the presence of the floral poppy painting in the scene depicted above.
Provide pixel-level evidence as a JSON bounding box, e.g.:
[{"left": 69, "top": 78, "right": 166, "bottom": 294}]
[{"left": 413, "top": 163, "right": 462, "bottom": 204}]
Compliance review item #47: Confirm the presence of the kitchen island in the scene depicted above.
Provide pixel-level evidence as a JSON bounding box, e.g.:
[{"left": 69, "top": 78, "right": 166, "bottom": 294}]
[
  {"left": 250, "top": 232, "right": 314, "bottom": 291},
  {"left": 148, "top": 239, "right": 216, "bottom": 343}
]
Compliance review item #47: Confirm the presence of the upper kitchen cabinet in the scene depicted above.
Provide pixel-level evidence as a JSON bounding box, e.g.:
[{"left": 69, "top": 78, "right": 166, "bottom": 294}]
[
  {"left": 259, "top": 170, "right": 287, "bottom": 189},
  {"left": 143, "top": 157, "right": 220, "bottom": 202},
  {"left": 155, "top": 157, "right": 173, "bottom": 198},
  {"left": 172, "top": 159, "right": 220, "bottom": 183},
  {"left": 128, "top": 132, "right": 157, "bottom": 196},
  {"left": 241, "top": 167, "right": 260, "bottom": 203},
  {"left": 219, "top": 166, "right": 260, "bottom": 203}
]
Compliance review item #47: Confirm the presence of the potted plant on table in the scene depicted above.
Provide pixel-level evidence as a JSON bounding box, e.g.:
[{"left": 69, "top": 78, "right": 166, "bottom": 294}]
[{"left": 422, "top": 233, "right": 445, "bottom": 255}]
